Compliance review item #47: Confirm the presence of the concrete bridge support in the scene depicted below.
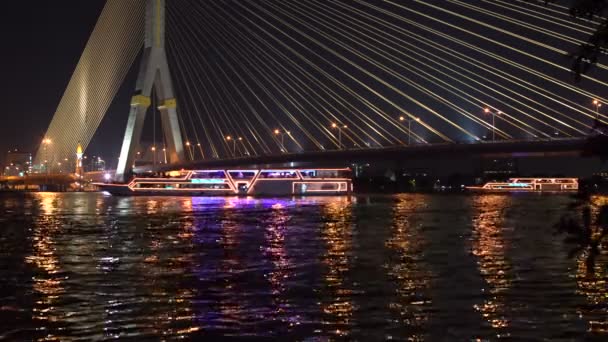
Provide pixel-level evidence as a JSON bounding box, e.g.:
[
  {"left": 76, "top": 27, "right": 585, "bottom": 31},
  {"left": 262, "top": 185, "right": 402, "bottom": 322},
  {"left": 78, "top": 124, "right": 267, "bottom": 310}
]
[{"left": 115, "top": 0, "right": 184, "bottom": 182}]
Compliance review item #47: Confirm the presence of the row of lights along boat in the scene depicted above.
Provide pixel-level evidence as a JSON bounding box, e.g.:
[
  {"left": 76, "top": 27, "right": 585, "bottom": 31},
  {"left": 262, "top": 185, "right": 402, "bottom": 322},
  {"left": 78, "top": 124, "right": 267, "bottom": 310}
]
[
  {"left": 96, "top": 168, "right": 353, "bottom": 196},
  {"left": 466, "top": 178, "right": 578, "bottom": 192}
]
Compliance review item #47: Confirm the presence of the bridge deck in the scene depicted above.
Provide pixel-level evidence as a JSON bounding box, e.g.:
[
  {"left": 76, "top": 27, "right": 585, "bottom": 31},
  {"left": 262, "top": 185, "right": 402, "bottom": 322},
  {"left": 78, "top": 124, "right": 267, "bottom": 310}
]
[{"left": 139, "top": 138, "right": 590, "bottom": 172}]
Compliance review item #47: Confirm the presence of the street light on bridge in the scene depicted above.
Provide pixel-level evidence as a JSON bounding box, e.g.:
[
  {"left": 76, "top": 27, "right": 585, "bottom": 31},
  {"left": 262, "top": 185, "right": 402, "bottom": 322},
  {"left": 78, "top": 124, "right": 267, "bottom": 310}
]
[
  {"left": 237, "top": 137, "right": 249, "bottom": 156},
  {"left": 196, "top": 142, "right": 205, "bottom": 159},
  {"left": 151, "top": 146, "right": 157, "bottom": 166},
  {"left": 331, "top": 123, "right": 347, "bottom": 150},
  {"left": 274, "top": 129, "right": 291, "bottom": 153},
  {"left": 593, "top": 99, "right": 602, "bottom": 122},
  {"left": 185, "top": 141, "right": 194, "bottom": 160},
  {"left": 225, "top": 136, "right": 236, "bottom": 157},
  {"left": 399, "top": 116, "right": 421, "bottom": 145},
  {"left": 483, "top": 108, "right": 501, "bottom": 142}
]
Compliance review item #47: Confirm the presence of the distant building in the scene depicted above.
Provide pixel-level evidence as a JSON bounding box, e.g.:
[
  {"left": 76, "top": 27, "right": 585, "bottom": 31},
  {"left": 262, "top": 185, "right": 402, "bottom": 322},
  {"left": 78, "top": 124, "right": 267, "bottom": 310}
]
[
  {"left": 87, "top": 156, "right": 107, "bottom": 172},
  {"left": 3, "top": 149, "right": 32, "bottom": 176},
  {"left": 593, "top": 171, "right": 608, "bottom": 179},
  {"left": 479, "top": 158, "right": 518, "bottom": 181},
  {"left": 400, "top": 168, "right": 430, "bottom": 178}
]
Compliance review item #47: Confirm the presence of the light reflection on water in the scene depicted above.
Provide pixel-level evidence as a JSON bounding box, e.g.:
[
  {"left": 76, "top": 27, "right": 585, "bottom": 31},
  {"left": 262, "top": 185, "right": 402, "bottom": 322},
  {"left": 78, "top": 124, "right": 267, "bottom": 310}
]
[
  {"left": 0, "top": 192, "right": 606, "bottom": 340},
  {"left": 385, "top": 195, "right": 433, "bottom": 341},
  {"left": 471, "top": 195, "right": 512, "bottom": 336},
  {"left": 320, "top": 198, "right": 354, "bottom": 338},
  {"left": 575, "top": 196, "right": 608, "bottom": 334}
]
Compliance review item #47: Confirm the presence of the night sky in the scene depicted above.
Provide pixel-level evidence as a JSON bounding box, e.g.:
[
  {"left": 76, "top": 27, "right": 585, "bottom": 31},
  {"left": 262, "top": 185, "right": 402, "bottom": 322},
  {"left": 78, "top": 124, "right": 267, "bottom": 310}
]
[{"left": 0, "top": 1, "right": 105, "bottom": 163}]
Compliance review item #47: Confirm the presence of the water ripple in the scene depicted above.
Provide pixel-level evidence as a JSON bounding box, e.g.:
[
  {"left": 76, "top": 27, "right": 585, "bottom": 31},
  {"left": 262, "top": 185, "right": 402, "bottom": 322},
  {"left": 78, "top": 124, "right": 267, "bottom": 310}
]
[{"left": 0, "top": 192, "right": 605, "bottom": 340}]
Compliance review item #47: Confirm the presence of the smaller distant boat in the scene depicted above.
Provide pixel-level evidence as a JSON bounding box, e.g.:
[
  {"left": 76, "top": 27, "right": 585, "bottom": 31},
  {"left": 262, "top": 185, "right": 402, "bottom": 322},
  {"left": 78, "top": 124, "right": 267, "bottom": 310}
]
[{"left": 466, "top": 178, "right": 578, "bottom": 193}]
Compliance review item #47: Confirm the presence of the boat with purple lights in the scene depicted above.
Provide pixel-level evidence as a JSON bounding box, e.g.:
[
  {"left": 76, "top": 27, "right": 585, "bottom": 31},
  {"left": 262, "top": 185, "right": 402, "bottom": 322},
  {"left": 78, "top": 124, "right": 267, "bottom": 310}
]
[{"left": 95, "top": 168, "right": 352, "bottom": 196}]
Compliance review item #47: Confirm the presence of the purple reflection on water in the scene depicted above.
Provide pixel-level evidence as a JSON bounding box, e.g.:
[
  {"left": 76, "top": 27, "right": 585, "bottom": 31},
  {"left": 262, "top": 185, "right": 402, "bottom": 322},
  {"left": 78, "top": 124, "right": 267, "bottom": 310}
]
[
  {"left": 189, "top": 196, "right": 325, "bottom": 211},
  {"left": 190, "top": 196, "right": 232, "bottom": 210},
  {"left": 189, "top": 195, "right": 327, "bottom": 333}
]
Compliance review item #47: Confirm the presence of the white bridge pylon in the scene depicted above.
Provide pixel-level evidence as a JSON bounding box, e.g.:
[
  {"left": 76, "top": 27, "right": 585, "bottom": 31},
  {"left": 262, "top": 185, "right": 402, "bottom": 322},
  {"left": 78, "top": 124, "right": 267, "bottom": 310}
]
[{"left": 115, "top": 0, "right": 184, "bottom": 182}]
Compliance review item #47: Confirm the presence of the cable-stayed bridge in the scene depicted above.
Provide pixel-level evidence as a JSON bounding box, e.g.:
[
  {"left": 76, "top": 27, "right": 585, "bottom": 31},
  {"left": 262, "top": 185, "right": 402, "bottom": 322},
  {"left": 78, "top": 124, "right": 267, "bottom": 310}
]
[{"left": 35, "top": 0, "right": 608, "bottom": 181}]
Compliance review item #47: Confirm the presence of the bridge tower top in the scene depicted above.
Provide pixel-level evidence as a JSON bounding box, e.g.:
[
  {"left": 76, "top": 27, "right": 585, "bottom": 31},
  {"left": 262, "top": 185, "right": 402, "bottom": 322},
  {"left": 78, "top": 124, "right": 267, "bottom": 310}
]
[
  {"left": 145, "top": 0, "right": 166, "bottom": 49},
  {"left": 115, "top": 0, "right": 185, "bottom": 182}
]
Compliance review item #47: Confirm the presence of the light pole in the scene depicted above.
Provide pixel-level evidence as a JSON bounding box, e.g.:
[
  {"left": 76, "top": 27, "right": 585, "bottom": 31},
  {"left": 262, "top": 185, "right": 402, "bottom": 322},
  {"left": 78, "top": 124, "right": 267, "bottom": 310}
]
[
  {"left": 399, "top": 116, "right": 420, "bottom": 145},
  {"left": 162, "top": 147, "right": 167, "bottom": 164},
  {"left": 197, "top": 143, "right": 204, "bottom": 159},
  {"left": 274, "top": 129, "right": 291, "bottom": 152},
  {"left": 237, "top": 137, "right": 249, "bottom": 156},
  {"left": 483, "top": 108, "right": 501, "bottom": 141},
  {"left": 185, "top": 141, "right": 194, "bottom": 160},
  {"left": 151, "top": 146, "right": 156, "bottom": 166},
  {"left": 226, "top": 136, "right": 236, "bottom": 157},
  {"left": 593, "top": 99, "right": 602, "bottom": 122},
  {"left": 331, "top": 123, "right": 348, "bottom": 150}
]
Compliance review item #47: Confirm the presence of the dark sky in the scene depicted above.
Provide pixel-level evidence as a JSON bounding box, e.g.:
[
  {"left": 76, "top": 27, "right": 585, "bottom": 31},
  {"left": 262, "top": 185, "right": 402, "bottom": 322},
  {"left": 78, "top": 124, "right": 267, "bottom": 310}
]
[{"left": 0, "top": 1, "right": 105, "bottom": 161}]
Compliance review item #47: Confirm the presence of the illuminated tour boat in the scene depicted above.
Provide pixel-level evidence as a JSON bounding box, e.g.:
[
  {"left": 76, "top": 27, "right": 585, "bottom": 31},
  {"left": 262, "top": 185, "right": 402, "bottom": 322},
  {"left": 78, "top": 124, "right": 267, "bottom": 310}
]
[
  {"left": 96, "top": 168, "right": 352, "bottom": 196},
  {"left": 466, "top": 178, "right": 578, "bottom": 193}
]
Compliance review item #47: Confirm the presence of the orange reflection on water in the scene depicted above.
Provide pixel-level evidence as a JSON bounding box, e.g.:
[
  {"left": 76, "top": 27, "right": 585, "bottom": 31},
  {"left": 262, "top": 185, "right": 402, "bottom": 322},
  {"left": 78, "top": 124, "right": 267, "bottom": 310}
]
[
  {"left": 386, "top": 195, "right": 433, "bottom": 341},
  {"left": 320, "top": 198, "right": 354, "bottom": 337},
  {"left": 145, "top": 198, "right": 161, "bottom": 215},
  {"left": 25, "top": 193, "right": 65, "bottom": 341},
  {"left": 574, "top": 196, "right": 608, "bottom": 334},
  {"left": 178, "top": 198, "right": 195, "bottom": 239},
  {"left": 471, "top": 195, "right": 512, "bottom": 331},
  {"left": 127, "top": 197, "right": 199, "bottom": 339},
  {"left": 264, "top": 203, "right": 293, "bottom": 325}
]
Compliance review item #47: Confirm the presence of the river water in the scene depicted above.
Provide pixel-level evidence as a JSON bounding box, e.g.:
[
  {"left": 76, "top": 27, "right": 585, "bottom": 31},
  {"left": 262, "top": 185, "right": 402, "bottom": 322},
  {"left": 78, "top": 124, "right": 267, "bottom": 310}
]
[{"left": 0, "top": 192, "right": 606, "bottom": 340}]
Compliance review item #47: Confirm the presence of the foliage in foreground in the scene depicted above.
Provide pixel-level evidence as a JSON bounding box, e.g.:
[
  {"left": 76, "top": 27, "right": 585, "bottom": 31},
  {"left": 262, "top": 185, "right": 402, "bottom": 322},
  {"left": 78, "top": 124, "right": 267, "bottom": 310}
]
[{"left": 541, "top": 0, "right": 608, "bottom": 79}]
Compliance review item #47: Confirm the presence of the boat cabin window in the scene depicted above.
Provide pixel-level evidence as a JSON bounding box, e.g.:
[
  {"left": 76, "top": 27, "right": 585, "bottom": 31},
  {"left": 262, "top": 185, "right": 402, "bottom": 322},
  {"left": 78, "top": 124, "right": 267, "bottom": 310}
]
[
  {"left": 137, "top": 171, "right": 188, "bottom": 179},
  {"left": 134, "top": 183, "right": 182, "bottom": 189},
  {"left": 258, "top": 170, "right": 298, "bottom": 179},
  {"left": 228, "top": 171, "right": 257, "bottom": 180},
  {"left": 133, "top": 182, "right": 230, "bottom": 190},
  {"left": 164, "top": 171, "right": 189, "bottom": 178},
  {"left": 300, "top": 169, "right": 351, "bottom": 179},
  {"left": 181, "top": 183, "right": 231, "bottom": 189},
  {"left": 510, "top": 179, "right": 532, "bottom": 183},
  {"left": 191, "top": 171, "right": 226, "bottom": 179}
]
